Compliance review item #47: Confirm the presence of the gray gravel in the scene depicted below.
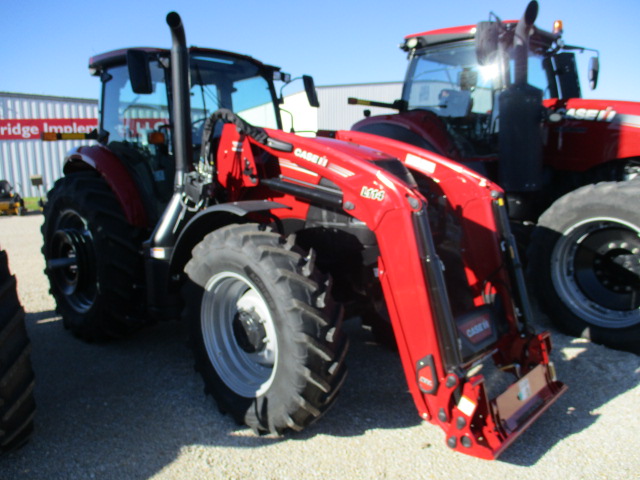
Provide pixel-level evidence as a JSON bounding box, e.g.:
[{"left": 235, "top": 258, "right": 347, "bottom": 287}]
[{"left": 0, "top": 214, "right": 638, "bottom": 479}]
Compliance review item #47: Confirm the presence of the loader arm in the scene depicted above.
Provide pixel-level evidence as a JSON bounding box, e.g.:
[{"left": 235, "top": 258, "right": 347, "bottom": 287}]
[
  {"left": 211, "top": 123, "right": 566, "bottom": 458},
  {"left": 335, "top": 129, "right": 567, "bottom": 457}
]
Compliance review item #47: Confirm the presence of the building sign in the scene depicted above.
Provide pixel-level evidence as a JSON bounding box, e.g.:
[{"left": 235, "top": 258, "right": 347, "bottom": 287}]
[{"left": 0, "top": 119, "right": 98, "bottom": 140}]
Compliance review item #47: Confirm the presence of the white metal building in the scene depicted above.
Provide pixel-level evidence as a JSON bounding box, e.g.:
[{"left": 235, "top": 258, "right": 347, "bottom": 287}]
[
  {"left": 0, "top": 92, "right": 98, "bottom": 198},
  {"left": 318, "top": 82, "right": 403, "bottom": 130},
  {"left": 282, "top": 82, "right": 403, "bottom": 133}
]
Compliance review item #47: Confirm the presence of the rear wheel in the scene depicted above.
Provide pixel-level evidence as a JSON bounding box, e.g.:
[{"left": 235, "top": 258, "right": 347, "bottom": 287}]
[
  {"left": 0, "top": 249, "right": 35, "bottom": 453},
  {"left": 184, "top": 224, "right": 347, "bottom": 434},
  {"left": 41, "top": 172, "right": 147, "bottom": 341},
  {"left": 528, "top": 181, "right": 640, "bottom": 352}
]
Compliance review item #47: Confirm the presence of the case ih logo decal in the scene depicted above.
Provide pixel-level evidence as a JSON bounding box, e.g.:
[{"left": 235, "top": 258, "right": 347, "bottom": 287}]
[
  {"left": 360, "top": 186, "right": 385, "bottom": 201},
  {"left": 294, "top": 148, "right": 329, "bottom": 167},
  {"left": 459, "top": 313, "right": 492, "bottom": 344},
  {"left": 564, "top": 107, "right": 617, "bottom": 122}
]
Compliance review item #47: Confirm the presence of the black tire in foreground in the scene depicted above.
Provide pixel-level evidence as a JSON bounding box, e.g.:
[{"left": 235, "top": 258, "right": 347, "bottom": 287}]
[
  {"left": 528, "top": 180, "right": 640, "bottom": 353},
  {"left": 184, "top": 224, "right": 348, "bottom": 434},
  {"left": 41, "top": 172, "right": 147, "bottom": 341},
  {"left": 0, "top": 249, "right": 35, "bottom": 453}
]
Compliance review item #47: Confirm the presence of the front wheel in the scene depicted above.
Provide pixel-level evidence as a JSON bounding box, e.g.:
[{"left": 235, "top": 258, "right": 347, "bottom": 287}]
[
  {"left": 528, "top": 180, "right": 640, "bottom": 353},
  {"left": 184, "top": 224, "right": 347, "bottom": 434}
]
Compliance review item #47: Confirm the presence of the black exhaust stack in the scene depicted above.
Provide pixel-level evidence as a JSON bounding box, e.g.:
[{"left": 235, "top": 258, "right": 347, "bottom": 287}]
[
  {"left": 498, "top": 1, "right": 543, "bottom": 214},
  {"left": 151, "top": 11, "right": 192, "bottom": 250},
  {"left": 512, "top": 0, "right": 538, "bottom": 85},
  {"left": 144, "top": 12, "right": 194, "bottom": 319},
  {"left": 166, "top": 11, "right": 193, "bottom": 185}
]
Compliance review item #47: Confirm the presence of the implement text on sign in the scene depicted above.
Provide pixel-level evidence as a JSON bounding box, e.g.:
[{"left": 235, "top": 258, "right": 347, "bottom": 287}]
[{"left": 0, "top": 119, "right": 98, "bottom": 140}]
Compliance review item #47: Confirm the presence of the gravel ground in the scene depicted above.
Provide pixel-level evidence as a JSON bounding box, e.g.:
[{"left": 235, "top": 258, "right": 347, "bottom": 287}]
[{"left": 0, "top": 214, "right": 638, "bottom": 479}]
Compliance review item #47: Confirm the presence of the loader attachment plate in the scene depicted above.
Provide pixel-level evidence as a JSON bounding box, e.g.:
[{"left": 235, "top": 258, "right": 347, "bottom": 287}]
[
  {"left": 440, "top": 331, "right": 568, "bottom": 460},
  {"left": 490, "top": 363, "right": 567, "bottom": 456},
  {"left": 495, "top": 363, "right": 563, "bottom": 433}
]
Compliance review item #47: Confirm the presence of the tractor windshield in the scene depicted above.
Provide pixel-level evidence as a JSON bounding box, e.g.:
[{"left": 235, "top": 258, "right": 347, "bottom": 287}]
[
  {"left": 190, "top": 54, "right": 280, "bottom": 130},
  {"left": 402, "top": 41, "right": 553, "bottom": 117},
  {"left": 100, "top": 51, "right": 280, "bottom": 147}
]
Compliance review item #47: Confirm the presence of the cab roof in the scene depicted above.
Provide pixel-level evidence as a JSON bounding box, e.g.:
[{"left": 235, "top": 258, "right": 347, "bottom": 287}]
[
  {"left": 404, "top": 21, "right": 558, "bottom": 53},
  {"left": 89, "top": 46, "right": 281, "bottom": 73},
  {"left": 404, "top": 24, "right": 489, "bottom": 46}
]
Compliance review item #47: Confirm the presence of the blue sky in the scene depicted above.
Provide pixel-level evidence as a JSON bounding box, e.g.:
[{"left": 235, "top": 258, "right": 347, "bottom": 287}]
[{"left": 2, "top": 0, "right": 640, "bottom": 101}]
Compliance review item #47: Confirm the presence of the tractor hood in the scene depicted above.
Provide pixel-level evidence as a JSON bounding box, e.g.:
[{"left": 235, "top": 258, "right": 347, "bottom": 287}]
[
  {"left": 543, "top": 97, "right": 640, "bottom": 172},
  {"left": 263, "top": 128, "right": 419, "bottom": 190}
]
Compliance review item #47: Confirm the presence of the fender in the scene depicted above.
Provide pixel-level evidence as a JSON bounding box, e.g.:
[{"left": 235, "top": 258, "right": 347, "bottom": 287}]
[
  {"left": 63, "top": 144, "right": 149, "bottom": 227},
  {"left": 169, "top": 200, "right": 290, "bottom": 275},
  {"left": 352, "top": 110, "right": 460, "bottom": 160}
]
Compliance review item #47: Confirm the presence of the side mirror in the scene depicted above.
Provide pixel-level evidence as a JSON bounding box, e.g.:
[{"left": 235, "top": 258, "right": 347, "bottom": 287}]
[
  {"left": 274, "top": 71, "right": 292, "bottom": 83},
  {"left": 127, "top": 49, "right": 153, "bottom": 94},
  {"left": 303, "top": 75, "right": 320, "bottom": 108},
  {"left": 588, "top": 56, "right": 599, "bottom": 90}
]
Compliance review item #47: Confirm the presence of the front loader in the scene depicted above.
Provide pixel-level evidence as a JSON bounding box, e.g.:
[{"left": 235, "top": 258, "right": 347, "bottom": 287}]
[{"left": 41, "top": 12, "right": 565, "bottom": 459}]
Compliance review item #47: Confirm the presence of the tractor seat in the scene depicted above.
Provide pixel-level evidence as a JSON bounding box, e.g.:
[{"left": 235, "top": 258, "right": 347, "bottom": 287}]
[{"left": 438, "top": 89, "right": 472, "bottom": 118}]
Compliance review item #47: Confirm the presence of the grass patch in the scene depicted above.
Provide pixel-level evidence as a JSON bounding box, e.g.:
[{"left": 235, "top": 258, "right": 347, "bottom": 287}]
[{"left": 23, "top": 197, "right": 44, "bottom": 212}]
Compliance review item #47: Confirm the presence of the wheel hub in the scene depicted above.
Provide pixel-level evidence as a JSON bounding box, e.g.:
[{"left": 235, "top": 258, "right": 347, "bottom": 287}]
[
  {"left": 593, "top": 242, "right": 640, "bottom": 290},
  {"left": 233, "top": 307, "right": 268, "bottom": 354},
  {"left": 574, "top": 227, "right": 640, "bottom": 310},
  {"left": 201, "top": 272, "right": 278, "bottom": 397},
  {"left": 47, "top": 210, "right": 97, "bottom": 313},
  {"left": 553, "top": 218, "right": 640, "bottom": 329}
]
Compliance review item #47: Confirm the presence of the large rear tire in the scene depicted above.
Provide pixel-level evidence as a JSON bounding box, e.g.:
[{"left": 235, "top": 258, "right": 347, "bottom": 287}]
[
  {"left": 184, "top": 224, "right": 347, "bottom": 434},
  {"left": 41, "top": 172, "right": 147, "bottom": 341},
  {"left": 528, "top": 180, "right": 640, "bottom": 353},
  {"left": 0, "top": 249, "right": 35, "bottom": 453}
]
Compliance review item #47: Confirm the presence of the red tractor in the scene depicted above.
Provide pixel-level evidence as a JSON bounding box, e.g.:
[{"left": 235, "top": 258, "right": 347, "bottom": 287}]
[
  {"left": 349, "top": 1, "right": 640, "bottom": 353},
  {"left": 41, "top": 12, "right": 565, "bottom": 459}
]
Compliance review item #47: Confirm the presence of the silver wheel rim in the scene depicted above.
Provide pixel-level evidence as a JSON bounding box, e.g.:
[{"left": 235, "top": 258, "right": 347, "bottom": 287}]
[
  {"left": 551, "top": 216, "right": 640, "bottom": 329},
  {"left": 201, "top": 272, "right": 278, "bottom": 397}
]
